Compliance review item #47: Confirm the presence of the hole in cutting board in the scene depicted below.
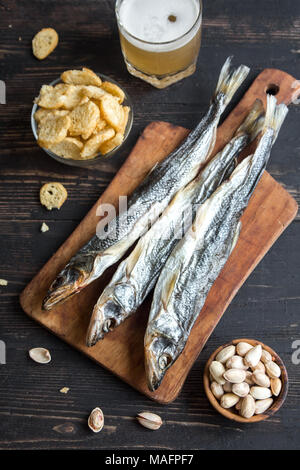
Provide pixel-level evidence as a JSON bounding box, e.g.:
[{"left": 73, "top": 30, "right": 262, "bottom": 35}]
[{"left": 266, "top": 83, "right": 280, "bottom": 95}]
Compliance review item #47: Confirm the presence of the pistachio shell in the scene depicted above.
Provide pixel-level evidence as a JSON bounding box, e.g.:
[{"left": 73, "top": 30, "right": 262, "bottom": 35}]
[
  {"left": 137, "top": 412, "right": 162, "bottom": 430},
  {"left": 240, "top": 394, "right": 255, "bottom": 418},
  {"left": 235, "top": 400, "right": 242, "bottom": 410},
  {"left": 210, "top": 381, "right": 224, "bottom": 400},
  {"left": 29, "top": 347, "right": 51, "bottom": 364},
  {"left": 270, "top": 378, "right": 282, "bottom": 396},
  {"left": 220, "top": 393, "right": 240, "bottom": 409},
  {"left": 244, "top": 371, "right": 255, "bottom": 385},
  {"left": 209, "top": 361, "right": 226, "bottom": 385},
  {"left": 251, "top": 361, "right": 265, "bottom": 373},
  {"left": 88, "top": 407, "right": 104, "bottom": 433},
  {"left": 252, "top": 371, "right": 270, "bottom": 388},
  {"left": 232, "top": 382, "right": 250, "bottom": 397},
  {"left": 223, "top": 368, "right": 246, "bottom": 384},
  {"left": 255, "top": 398, "right": 273, "bottom": 415},
  {"left": 250, "top": 386, "right": 272, "bottom": 400},
  {"left": 215, "top": 345, "right": 236, "bottom": 364},
  {"left": 226, "top": 355, "right": 248, "bottom": 370},
  {"left": 236, "top": 342, "right": 253, "bottom": 357},
  {"left": 261, "top": 349, "right": 272, "bottom": 364},
  {"left": 244, "top": 345, "right": 262, "bottom": 368},
  {"left": 265, "top": 360, "right": 281, "bottom": 379}
]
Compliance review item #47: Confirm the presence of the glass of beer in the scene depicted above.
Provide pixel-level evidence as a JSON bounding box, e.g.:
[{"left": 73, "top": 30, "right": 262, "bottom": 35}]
[{"left": 115, "top": 0, "right": 203, "bottom": 89}]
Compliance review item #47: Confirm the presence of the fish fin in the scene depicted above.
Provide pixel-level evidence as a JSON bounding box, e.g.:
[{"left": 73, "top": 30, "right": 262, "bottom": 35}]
[
  {"left": 125, "top": 240, "right": 144, "bottom": 277},
  {"left": 161, "top": 271, "right": 179, "bottom": 310},
  {"left": 230, "top": 221, "right": 242, "bottom": 255},
  {"left": 214, "top": 56, "right": 250, "bottom": 107},
  {"left": 222, "top": 158, "right": 237, "bottom": 181},
  {"left": 235, "top": 99, "right": 265, "bottom": 140},
  {"left": 264, "top": 94, "right": 288, "bottom": 143},
  {"left": 146, "top": 161, "right": 159, "bottom": 177}
]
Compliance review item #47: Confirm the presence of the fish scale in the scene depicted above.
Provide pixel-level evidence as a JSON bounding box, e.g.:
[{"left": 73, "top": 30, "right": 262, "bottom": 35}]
[
  {"left": 86, "top": 99, "right": 264, "bottom": 346},
  {"left": 42, "top": 57, "right": 250, "bottom": 311},
  {"left": 144, "top": 95, "right": 289, "bottom": 391}
]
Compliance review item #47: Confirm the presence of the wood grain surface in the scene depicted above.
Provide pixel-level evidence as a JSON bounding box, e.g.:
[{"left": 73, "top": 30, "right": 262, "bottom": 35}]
[
  {"left": 0, "top": 0, "right": 300, "bottom": 450},
  {"left": 20, "top": 65, "right": 298, "bottom": 404}
]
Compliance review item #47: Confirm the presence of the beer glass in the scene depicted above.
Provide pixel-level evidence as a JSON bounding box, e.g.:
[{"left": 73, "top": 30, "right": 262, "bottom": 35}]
[{"left": 115, "top": 0, "right": 203, "bottom": 89}]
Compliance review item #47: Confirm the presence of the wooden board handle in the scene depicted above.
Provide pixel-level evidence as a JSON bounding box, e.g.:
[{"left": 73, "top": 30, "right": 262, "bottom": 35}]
[{"left": 213, "top": 68, "right": 300, "bottom": 156}]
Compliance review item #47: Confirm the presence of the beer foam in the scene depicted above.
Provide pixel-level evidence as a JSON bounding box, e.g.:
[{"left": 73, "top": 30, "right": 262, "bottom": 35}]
[{"left": 118, "top": 0, "right": 201, "bottom": 52}]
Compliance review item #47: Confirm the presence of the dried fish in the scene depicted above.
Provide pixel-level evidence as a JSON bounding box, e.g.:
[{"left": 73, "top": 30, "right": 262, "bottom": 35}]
[
  {"left": 144, "top": 95, "right": 288, "bottom": 391},
  {"left": 42, "top": 57, "right": 249, "bottom": 311},
  {"left": 86, "top": 102, "right": 264, "bottom": 346}
]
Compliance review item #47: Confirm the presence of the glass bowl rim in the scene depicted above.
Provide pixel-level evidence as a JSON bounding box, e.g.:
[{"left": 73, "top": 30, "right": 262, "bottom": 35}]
[{"left": 31, "top": 73, "right": 134, "bottom": 167}]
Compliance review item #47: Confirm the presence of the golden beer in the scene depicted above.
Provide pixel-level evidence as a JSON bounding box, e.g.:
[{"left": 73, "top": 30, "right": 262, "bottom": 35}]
[{"left": 115, "top": 0, "right": 202, "bottom": 88}]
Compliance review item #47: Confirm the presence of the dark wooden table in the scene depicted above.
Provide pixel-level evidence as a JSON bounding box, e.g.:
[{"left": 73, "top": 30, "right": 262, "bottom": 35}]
[{"left": 0, "top": 0, "right": 299, "bottom": 450}]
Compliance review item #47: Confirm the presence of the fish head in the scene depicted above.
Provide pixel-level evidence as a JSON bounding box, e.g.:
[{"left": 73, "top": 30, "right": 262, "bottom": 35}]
[
  {"left": 86, "top": 294, "right": 127, "bottom": 347},
  {"left": 144, "top": 333, "right": 177, "bottom": 392},
  {"left": 86, "top": 282, "right": 137, "bottom": 347},
  {"left": 42, "top": 265, "right": 90, "bottom": 310}
]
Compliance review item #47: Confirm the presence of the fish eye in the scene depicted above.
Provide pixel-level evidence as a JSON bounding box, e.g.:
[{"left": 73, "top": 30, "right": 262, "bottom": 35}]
[
  {"left": 158, "top": 353, "right": 172, "bottom": 370},
  {"left": 103, "top": 318, "right": 116, "bottom": 333}
]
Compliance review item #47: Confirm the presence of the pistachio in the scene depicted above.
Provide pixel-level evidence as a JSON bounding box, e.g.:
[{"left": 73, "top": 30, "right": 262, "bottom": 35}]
[
  {"left": 223, "top": 381, "right": 232, "bottom": 392},
  {"left": 137, "top": 411, "right": 162, "bottom": 430},
  {"left": 223, "top": 368, "right": 246, "bottom": 384},
  {"left": 236, "top": 342, "right": 253, "bottom": 357},
  {"left": 261, "top": 349, "right": 272, "bottom": 364},
  {"left": 29, "top": 347, "right": 51, "bottom": 364},
  {"left": 215, "top": 345, "right": 236, "bottom": 364},
  {"left": 251, "top": 361, "right": 265, "bottom": 373},
  {"left": 209, "top": 361, "right": 226, "bottom": 385},
  {"left": 255, "top": 398, "right": 273, "bottom": 415},
  {"left": 244, "top": 345, "right": 262, "bottom": 368},
  {"left": 232, "top": 382, "right": 250, "bottom": 398},
  {"left": 252, "top": 371, "right": 270, "bottom": 388},
  {"left": 210, "top": 381, "right": 224, "bottom": 400},
  {"left": 240, "top": 394, "right": 255, "bottom": 418},
  {"left": 226, "top": 355, "right": 248, "bottom": 370},
  {"left": 88, "top": 407, "right": 104, "bottom": 433},
  {"left": 270, "top": 378, "right": 282, "bottom": 397},
  {"left": 244, "top": 371, "right": 255, "bottom": 385},
  {"left": 220, "top": 393, "right": 240, "bottom": 409},
  {"left": 250, "top": 386, "right": 272, "bottom": 400},
  {"left": 265, "top": 360, "right": 281, "bottom": 379},
  {"left": 235, "top": 400, "right": 242, "bottom": 410}
]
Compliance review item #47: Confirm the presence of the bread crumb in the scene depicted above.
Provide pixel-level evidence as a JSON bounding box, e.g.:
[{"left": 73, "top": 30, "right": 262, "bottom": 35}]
[
  {"left": 0, "top": 279, "right": 8, "bottom": 286},
  {"left": 41, "top": 222, "right": 49, "bottom": 232},
  {"left": 60, "top": 387, "right": 70, "bottom": 394},
  {"left": 32, "top": 28, "right": 59, "bottom": 60},
  {"left": 40, "top": 182, "right": 68, "bottom": 210}
]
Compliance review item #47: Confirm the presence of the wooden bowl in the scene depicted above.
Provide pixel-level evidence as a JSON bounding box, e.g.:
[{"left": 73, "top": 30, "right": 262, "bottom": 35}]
[{"left": 203, "top": 338, "right": 288, "bottom": 423}]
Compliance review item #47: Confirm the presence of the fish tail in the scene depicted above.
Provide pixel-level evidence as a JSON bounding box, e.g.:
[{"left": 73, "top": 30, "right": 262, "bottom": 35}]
[
  {"left": 214, "top": 56, "right": 250, "bottom": 108},
  {"left": 264, "top": 94, "right": 288, "bottom": 143},
  {"left": 235, "top": 99, "right": 265, "bottom": 141}
]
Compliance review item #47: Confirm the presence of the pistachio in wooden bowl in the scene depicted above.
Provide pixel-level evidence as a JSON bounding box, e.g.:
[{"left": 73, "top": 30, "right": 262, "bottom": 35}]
[{"left": 203, "top": 339, "right": 288, "bottom": 423}]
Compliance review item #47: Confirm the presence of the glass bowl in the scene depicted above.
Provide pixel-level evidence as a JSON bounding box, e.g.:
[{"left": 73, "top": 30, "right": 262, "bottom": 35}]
[{"left": 31, "top": 73, "right": 133, "bottom": 168}]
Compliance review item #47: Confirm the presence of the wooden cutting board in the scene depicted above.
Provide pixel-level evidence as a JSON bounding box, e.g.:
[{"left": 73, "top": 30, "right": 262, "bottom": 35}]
[{"left": 20, "top": 68, "right": 299, "bottom": 404}]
